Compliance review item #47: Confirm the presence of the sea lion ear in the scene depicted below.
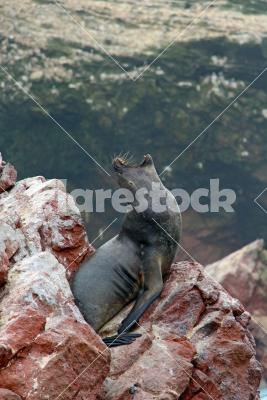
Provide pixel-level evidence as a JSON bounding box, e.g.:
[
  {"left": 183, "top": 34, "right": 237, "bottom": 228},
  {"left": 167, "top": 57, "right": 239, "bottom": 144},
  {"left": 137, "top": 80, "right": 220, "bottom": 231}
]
[{"left": 141, "top": 154, "right": 154, "bottom": 167}]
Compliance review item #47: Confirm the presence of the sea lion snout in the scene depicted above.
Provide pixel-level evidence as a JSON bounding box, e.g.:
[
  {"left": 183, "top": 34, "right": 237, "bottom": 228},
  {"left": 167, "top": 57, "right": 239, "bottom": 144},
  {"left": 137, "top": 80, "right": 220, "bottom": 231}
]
[
  {"left": 141, "top": 154, "right": 153, "bottom": 167},
  {"left": 112, "top": 153, "right": 158, "bottom": 194}
]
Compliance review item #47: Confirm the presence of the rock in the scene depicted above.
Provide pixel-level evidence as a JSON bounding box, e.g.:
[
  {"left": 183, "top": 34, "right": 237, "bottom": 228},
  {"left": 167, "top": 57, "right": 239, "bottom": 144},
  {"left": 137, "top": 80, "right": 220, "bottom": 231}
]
[
  {"left": 0, "top": 222, "right": 20, "bottom": 286},
  {"left": 99, "top": 261, "right": 262, "bottom": 400},
  {"left": 0, "top": 158, "right": 107, "bottom": 398},
  {"left": 0, "top": 389, "right": 21, "bottom": 400},
  {"left": 0, "top": 170, "right": 94, "bottom": 278},
  {"left": 0, "top": 252, "right": 110, "bottom": 399},
  {"left": 0, "top": 163, "right": 17, "bottom": 193},
  {"left": 206, "top": 240, "right": 267, "bottom": 386},
  {"left": 30, "top": 70, "right": 44, "bottom": 81}
]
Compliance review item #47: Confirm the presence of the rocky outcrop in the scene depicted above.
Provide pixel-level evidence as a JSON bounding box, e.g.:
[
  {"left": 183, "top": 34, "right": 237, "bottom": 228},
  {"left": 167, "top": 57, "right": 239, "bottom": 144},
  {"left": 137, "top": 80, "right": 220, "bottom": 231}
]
[
  {"left": 0, "top": 252, "right": 110, "bottom": 400},
  {"left": 0, "top": 156, "right": 262, "bottom": 399},
  {"left": 0, "top": 388, "right": 22, "bottom": 400},
  {"left": 206, "top": 240, "right": 267, "bottom": 386},
  {"left": 0, "top": 159, "right": 94, "bottom": 280},
  {"left": 98, "top": 261, "right": 262, "bottom": 400},
  {"left": 0, "top": 153, "right": 17, "bottom": 195},
  {"left": 0, "top": 156, "right": 108, "bottom": 399}
]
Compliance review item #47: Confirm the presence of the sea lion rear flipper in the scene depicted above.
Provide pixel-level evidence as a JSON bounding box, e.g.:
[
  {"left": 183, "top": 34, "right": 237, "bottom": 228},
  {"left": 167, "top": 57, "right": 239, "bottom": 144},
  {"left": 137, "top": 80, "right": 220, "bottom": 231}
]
[{"left": 118, "top": 256, "right": 163, "bottom": 334}]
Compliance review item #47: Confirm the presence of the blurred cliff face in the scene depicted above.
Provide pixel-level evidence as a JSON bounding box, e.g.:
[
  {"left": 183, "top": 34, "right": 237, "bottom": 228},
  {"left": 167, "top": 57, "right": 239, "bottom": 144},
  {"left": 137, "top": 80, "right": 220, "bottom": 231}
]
[{"left": 1, "top": 0, "right": 267, "bottom": 263}]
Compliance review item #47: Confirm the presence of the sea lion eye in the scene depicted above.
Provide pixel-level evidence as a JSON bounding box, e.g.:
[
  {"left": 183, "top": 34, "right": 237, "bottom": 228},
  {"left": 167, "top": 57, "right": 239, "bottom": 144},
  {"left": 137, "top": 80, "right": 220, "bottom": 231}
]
[{"left": 129, "top": 181, "right": 134, "bottom": 185}]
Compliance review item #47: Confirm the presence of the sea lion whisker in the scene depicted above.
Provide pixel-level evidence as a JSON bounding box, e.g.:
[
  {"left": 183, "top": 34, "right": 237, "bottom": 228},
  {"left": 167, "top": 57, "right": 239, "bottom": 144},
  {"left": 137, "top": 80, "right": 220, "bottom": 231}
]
[{"left": 113, "top": 151, "right": 137, "bottom": 167}]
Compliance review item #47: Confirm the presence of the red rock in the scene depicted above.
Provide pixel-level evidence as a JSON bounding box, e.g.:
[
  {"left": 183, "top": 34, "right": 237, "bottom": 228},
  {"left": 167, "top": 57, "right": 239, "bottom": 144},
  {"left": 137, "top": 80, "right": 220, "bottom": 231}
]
[
  {"left": 206, "top": 240, "right": 267, "bottom": 386},
  {"left": 99, "top": 262, "right": 261, "bottom": 400},
  {"left": 0, "top": 253, "right": 9, "bottom": 287},
  {"left": 0, "top": 175, "right": 94, "bottom": 279},
  {"left": 0, "top": 161, "right": 105, "bottom": 399},
  {"left": 0, "top": 163, "right": 17, "bottom": 193},
  {"left": 0, "top": 223, "right": 20, "bottom": 286},
  {"left": 0, "top": 389, "right": 21, "bottom": 400},
  {"left": 0, "top": 252, "right": 110, "bottom": 399}
]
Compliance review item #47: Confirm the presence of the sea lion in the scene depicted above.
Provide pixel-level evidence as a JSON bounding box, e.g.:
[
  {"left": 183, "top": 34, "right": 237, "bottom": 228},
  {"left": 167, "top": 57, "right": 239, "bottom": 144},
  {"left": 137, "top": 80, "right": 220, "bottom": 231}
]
[{"left": 71, "top": 154, "right": 181, "bottom": 346}]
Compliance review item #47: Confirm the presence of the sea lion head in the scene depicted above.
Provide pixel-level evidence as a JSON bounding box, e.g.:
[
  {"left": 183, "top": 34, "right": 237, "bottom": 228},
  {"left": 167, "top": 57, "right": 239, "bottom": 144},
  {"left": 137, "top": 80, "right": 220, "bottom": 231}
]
[{"left": 112, "top": 153, "right": 160, "bottom": 193}]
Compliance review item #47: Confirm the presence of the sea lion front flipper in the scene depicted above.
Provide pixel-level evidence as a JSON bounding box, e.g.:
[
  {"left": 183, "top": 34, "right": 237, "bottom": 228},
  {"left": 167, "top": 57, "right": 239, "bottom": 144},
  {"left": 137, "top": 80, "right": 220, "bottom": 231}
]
[
  {"left": 102, "top": 332, "right": 142, "bottom": 347},
  {"left": 118, "top": 255, "right": 163, "bottom": 334}
]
